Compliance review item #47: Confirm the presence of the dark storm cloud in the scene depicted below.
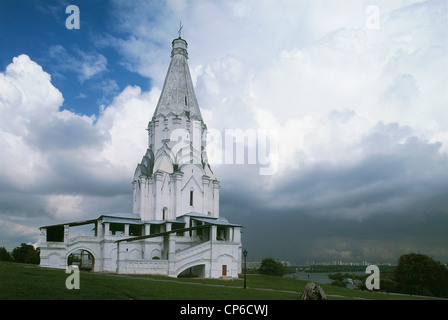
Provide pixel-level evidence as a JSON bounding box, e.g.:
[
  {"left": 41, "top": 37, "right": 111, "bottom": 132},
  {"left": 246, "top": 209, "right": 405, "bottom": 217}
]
[
  {"left": 220, "top": 122, "right": 448, "bottom": 263},
  {"left": 0, "top": 192, "right": 47, "bottom": 217},
  {"left": 39, "top": 155, "right": 130, "bottom": 197},
  {"left": 18, "top": 117, "right": 131, "bottom": 197},
  {"left": 223, "top": 192, "right": 448, "bottom": 264}
]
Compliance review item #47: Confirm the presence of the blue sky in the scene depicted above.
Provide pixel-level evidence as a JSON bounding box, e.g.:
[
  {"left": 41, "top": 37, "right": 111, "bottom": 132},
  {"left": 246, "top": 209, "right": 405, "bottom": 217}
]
[
  {"left": 0, "top": 0, "right": 447, "bottom": 265},
  {"left": 0, "top": 0, "right": 151, "bottom": 117}
]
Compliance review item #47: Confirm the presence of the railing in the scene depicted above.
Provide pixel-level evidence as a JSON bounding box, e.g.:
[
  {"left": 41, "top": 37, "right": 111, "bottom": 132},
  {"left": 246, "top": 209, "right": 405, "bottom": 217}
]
[
  {"left": 119, "top": 259, "right": 169, "bottom": 275},
  {"left": 125, "top": 259, "right": 168, "bottom": 268},
  {"left": 45, "top": 242, "right": 66, "bottom": 248},
  {"left": 67, "top": 235, "right": 99, "bottom": 244},
  {"left": 175, "top": 241, "right": 211, "bottom": 261}
]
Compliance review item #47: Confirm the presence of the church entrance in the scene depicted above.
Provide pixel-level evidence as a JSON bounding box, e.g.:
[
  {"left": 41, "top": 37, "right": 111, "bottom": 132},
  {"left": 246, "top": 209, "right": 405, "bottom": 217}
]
[{"left": 67, "top": 249, "right": 95, "bottom": 271}]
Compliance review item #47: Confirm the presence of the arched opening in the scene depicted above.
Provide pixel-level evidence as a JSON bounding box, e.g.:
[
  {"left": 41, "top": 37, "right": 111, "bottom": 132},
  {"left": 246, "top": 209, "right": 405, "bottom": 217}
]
[
  {"left": 178, "top": 264, "right": 205, "bottom": 278},
  {"left": 67, "top": 249, "right": 95, "bottom": 271}
]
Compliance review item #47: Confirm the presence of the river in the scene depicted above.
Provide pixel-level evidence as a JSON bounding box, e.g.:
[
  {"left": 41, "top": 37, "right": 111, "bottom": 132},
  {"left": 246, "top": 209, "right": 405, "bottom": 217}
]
[{"left": 285, "top": 271, "right": 366, "bottom": 286}]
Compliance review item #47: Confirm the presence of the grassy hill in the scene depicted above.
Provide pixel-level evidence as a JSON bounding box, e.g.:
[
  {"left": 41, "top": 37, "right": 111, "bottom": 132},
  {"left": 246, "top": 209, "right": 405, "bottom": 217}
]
[{"left": 0, "top": 261, "right": 442, "bottom": 300}]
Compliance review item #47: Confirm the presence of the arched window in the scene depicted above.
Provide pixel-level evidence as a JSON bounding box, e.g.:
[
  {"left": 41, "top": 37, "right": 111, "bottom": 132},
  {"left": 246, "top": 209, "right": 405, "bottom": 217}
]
[
  {"left": 163, "top": 207, "right": 167, "bottom": 220},
  {"left": 190, "top": 190, "right": 194, "bottom": 206}
]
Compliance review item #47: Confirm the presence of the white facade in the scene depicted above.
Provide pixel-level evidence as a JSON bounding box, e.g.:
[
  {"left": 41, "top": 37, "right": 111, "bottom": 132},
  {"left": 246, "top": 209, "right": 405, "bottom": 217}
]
[{"left": 38, "top": 36, "right": 243, "bottom": 278}]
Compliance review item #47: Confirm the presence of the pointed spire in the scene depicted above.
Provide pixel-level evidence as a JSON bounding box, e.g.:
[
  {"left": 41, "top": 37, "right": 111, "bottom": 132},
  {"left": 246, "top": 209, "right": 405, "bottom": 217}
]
[{"left": 152, "top": 31, "right": 202, "bottom": 121}]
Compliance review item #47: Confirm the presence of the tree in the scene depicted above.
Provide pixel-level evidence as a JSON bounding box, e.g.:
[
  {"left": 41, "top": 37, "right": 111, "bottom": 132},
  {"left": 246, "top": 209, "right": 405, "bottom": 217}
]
[
  {"left": 330, "top": 279, "right": 347, "bottom": 288},
  {"left": 259, "top": 258, "right": 286, "bottom": 276},
  {"left": 0, "top": 247, "right": 12, "bottom": 261},
  {"left": 395, "top": 253, "right": 448, "bottom": 298},
  {"left": 11, "top": 243, "right": 40, "bottom": 264}
]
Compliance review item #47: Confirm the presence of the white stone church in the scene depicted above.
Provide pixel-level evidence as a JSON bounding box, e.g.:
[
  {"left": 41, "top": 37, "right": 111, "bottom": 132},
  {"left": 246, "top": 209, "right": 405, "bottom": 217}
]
[{"left": 38, "top": 35, "right": 243, "bottom": 278}]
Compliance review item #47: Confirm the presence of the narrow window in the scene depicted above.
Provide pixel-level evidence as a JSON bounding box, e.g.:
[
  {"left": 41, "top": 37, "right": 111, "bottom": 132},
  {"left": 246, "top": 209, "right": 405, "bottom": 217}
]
[
  {"left": 185, "top": 96, "right": 187, "bottom": 105},
  {"left": 190, "top": 190, "right": 193, "bottom": 206}
]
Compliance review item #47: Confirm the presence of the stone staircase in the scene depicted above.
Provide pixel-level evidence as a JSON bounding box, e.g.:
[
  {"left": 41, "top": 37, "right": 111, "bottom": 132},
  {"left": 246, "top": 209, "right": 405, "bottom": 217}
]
[{"left": 174, "top": 241, "right": 212, "bottom": 275}]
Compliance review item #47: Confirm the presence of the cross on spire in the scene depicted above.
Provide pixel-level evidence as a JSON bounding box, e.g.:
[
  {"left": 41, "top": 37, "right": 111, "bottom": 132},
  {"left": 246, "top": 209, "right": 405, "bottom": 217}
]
[{"left": 178, "top": 21, "right": 183, "bottom": 38}]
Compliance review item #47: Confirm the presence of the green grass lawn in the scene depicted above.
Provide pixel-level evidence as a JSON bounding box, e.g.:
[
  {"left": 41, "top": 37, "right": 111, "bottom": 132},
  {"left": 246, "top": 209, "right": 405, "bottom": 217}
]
[{"left": 0, "top": 261, "right": 442, "bottom": 300}]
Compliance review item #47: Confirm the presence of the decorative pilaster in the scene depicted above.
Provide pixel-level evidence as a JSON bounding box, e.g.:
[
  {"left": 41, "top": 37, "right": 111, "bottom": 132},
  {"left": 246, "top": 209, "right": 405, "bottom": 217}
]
[
  {"left": 154, "top": 171, "right": 164, "bottom": 220},
  {"left": 213, "top": 180, "right": 220, "bottom": 217},
  {"left": 202, "top": 176, "right": 209, "bottom": 214},
  {"left": 173, "top": 171, "right": 183, "bottom": 217},
  {"left": 139, "top": 177, "right": 146, "bottom": 220},
  {"left": 132, "top": 180, "right": 138, "bottom": 213}
]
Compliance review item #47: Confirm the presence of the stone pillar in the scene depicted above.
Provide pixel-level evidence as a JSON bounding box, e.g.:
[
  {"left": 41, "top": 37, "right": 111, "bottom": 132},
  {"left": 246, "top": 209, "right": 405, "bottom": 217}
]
[
  {"left": 233, "top": 227, "right": 241, "bottom": 243},
  {"left": 124, "top": 224, "right": 129, "bottom": 236},
  {"left": 39, "top": 228, "right": 47, "bottom": 244},
  {"left": 211, "top": 225, "right": 217, "bottom": 242},
  {"left": 64, "top": 225, "right": 69, "bottom": 243},
  {"left": 190, "top": 219, "right": 197, "bottom": 237},
  {"left": 97, "top": 220, "right": 103, "bottom": 237},
  {"left": 183, "top": 216, "right": 190, "bottom": 237},
  {"left": 168, "top": 234, "right": 177, "bottom": 277},
  {"left": 104, "top": 223, "right": 110, "bottom": 236}
]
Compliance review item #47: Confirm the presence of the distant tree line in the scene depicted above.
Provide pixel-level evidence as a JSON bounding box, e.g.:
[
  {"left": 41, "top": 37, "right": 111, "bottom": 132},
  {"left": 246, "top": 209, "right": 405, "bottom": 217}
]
[
  {"left": 0, "top": 244, "right": 40, "bottom": 264},
  {"left": 253, "top": 254, "right": 448, "bottom": 298},
  {"left": 327, "top": 253, "right": 448, "bottom": 298}
]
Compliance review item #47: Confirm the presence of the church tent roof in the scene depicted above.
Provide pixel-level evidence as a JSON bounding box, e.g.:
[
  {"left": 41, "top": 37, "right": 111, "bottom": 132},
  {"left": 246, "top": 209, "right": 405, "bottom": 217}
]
[{"left": 152, "top": 37, "right": 203, "bottom": 121}]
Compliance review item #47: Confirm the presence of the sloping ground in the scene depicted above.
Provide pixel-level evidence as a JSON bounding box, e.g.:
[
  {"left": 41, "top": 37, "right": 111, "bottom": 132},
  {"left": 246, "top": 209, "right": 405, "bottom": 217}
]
[{"left": 0, "top": 261, "right": 444, "bottom": 300}]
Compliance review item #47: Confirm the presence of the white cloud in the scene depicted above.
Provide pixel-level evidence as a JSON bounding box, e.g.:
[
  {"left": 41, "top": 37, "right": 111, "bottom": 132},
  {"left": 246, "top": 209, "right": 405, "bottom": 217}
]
[
  {"left": 45, "top": 195, "right": 85, "bottom": 220},
  {"left": 48, "top": 45, "right": 108, "bottom": 82},
  {"left": 94, "top": 85, "right": 159, "bottom": 174},
  {"left": 0, "top": 54, "right": 159, "bottom": 224},
  {"left": 0, "top": 54, "right": 64, "bottom": 132}
]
